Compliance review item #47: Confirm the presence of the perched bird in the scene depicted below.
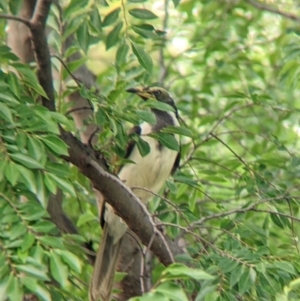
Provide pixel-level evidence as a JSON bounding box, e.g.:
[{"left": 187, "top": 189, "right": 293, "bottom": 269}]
[{"left": 90, "top": 87, "right": 180, "bottom": 301}]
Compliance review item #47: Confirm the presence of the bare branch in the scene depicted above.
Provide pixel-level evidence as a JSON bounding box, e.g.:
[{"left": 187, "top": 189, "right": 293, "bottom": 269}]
[
  {"left": 29, "top": 0, "right": 55, "bottom": 111},
  {"left": 0, "top": 14, "right": 31, "bottom": 27},
  {"left": 192, "top": 194, "right": 296, "bottom": 226}
]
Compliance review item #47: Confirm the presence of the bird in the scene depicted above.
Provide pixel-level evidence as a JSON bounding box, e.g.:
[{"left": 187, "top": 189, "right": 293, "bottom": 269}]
[{"left": 89, "top": 86, "right": 180, "bottom": 301}]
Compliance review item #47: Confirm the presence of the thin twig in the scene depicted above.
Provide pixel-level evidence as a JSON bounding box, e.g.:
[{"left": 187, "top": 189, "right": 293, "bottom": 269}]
[
  {"left": 131, "top": 186, "right": 191, "bottom": 227},
  {"left": 247, "top": 0, "right": 300, "bottom": 22},
  {"left": 0, "top": 14, "right": 31, "bottom": 27},
  {"left": 158, "top": 0, "right": 170, "bottom": 84}
]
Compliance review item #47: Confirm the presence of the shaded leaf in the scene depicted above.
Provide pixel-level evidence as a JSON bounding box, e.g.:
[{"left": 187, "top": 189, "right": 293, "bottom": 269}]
[
  {"left": 106, "top": 22, "right": 123, "bottom": 50},
  {"left": 49, "top": 251, "right": 68, "bottom": 287},
  {"left": 9, "top": 153, "right": 44, "bottom": 169},
  {"left": 131, "top": 42, "right": 153, "bottom": 73},
  {"left": 151, "top": 132, "right": 179, "bottom": 151},
  {"left": 116, "top": 43, "right": 129, "bottom": 65},
  {"left": 136, "top": 110, "right": 156, "bottom": 124},
  {"left": 133, "top": 135, "right": 151, "bottom": 157},
  {"left": 0, "top": 103, "right": 13, "bottom": 123},
  {"left": 41, "top": 135, "right": 69, "bottom": 156},
  {"left": 102, "top": 8, "right": 121, "bottom": 27},
  {"left": 58, "top": 250, "right": 82, "bottom": 273},
  {"left": 16, "top": 265, "right": 50, "bottom": 281},
  {"left": 129, "top": 8, "right": 158, "bottom": 20}
]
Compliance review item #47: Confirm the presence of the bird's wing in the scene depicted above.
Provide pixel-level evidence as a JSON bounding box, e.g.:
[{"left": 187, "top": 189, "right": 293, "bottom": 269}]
[{"left": 172, "top": 151, "right": 181, "bottom": 174}]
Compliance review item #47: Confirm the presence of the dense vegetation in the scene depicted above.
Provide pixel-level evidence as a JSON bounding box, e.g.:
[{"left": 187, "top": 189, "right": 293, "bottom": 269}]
[{"left": 1, "top": 0, "right": 300, "bottom": 300}]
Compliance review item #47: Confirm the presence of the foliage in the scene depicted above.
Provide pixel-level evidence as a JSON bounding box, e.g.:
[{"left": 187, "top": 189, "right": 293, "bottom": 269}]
[{"left": 1, "top": 0, "right": 300, "bottom": 300}]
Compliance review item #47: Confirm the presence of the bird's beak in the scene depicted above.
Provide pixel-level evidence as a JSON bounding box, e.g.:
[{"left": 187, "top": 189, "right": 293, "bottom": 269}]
[{"left": 126, "top": 87, "right": 152, "bottom": 100}]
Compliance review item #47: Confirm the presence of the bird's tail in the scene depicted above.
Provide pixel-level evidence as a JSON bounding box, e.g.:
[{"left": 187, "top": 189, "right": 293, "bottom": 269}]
[{"left": 89, "top": 223, "right": 123, "bottom": 301}]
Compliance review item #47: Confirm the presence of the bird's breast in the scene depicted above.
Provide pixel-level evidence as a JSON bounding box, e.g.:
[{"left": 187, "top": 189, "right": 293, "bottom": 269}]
[{"left": 118, "top": 122, "right": 178, "bottom": 204}]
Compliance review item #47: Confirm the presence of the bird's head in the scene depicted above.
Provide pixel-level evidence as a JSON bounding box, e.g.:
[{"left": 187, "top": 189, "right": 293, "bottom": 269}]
[{"left": 126, "top": 86, "right": 175, "bottom": 108}]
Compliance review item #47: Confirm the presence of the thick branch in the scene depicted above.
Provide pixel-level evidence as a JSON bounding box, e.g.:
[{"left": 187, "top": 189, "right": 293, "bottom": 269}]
[
  {"left": 60, "top": 129, "right": 182, "bottom": 265},
  {"left": 29, "top": 0, "right": 55, "bottom": 111}
]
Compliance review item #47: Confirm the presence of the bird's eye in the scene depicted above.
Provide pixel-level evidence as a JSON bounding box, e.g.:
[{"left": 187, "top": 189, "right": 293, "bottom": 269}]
[{"left": 153, "top": 90, "right": 161, "bottom": 96}]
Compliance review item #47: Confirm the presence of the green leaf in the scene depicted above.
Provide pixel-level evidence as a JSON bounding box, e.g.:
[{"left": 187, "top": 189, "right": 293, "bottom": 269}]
[
  {"left": 49, "top": 251, "right": 68, "bottom": 287},
  {"left": 58, "top": 250, "right": 82, "bottom": 273},
  {"left": 0, "top": 159, "right": 7, "bottom": 182},
  {"left": 96, "top": 107, "right": 107, "bottom": 125},
  {"left": 238, "top": 269, "right": 253, "bottom": 294},
  {"left": 230, "top": 265, "right": 244, "bottom": 288},
  {"left": 131, "top": 42, "right": 153, "bottom": 73},
  {"left": 0, "top": 91, "right": 19, "bottom": 104},
  {"left": 32, "top": 221, "right": 56, "bottom": 233},
  {"left": 77, "top": 22, "right": 89, "bottom": 53},
  {"left": 36, "top": 171, "right": 48, "bottom": 208},
  {"left": 0, "top": 103, "right": 13, "bottom": 123},
  {"left": 132, "top": 26, "right": 156, "bottom": 39},
  {"left": 39, "top": 236, "right": 64, "bottom": 249},
  {"left": 156, "top": 282, "right": 188, "bottom": 301},
  {"left": 102, "top": 8, "right": 121, "bottom": 27},
  {"left": 16, "top": 132, "right": 27, "bottom": 150},
  {"left": 10, "top": 223, "right": 27, "bottom": 240},
  {"left": 21, "top": 276, "right": 38, "bottom": 292},
  {"left": 133, "top": 135, "right": 151, "bottom": 157},
  {"left": 50, "top": 112, "right": 74, "bottom": 130},
  {"left": 77, "top": 211, "right": 97, "bottom": 227},
  {"left": 21, "top": 233, "right": 36, "bottom": 252},
  {"left": 41, "top": 135, "right": 69, "bottom": 156},
  {"left": 136, "top": 110, "right": 156, "bottom": 124},
  {"left": 9, "top": 153, "right": 44, "bottom": 169},
  {"left": 128, "top": 0, "right": 147, "bottom": 2},
  {"left": 151, "top": 132, "right": 179, "bottom": 151},
  {"left": 47, "top": 173, "right": 76, "bottom": 196},
  {"left": 143, "top": 100, "right": 175, "bottom": 112},
  {"left": 12, "top": 63, "right": 48, "bottom": 98},
  {"left": 162, "top": 263, "right": 214, "bottom": 280},
  {"left": 172, "top": 0, "right": 180, "bottom": 7},
  {"left": 44, "top": 173, "right": 57, "bottom": 194},
  {"left": 16, "top": 264, "right": 50, "bottom": 281},
  {"left": 45, "top": 162, "right": 71, "bottom": 177},
  {"left": 90, "top": 7, "right": 102, "bottom": 30},
  {"left": 34, "top": 284, "right": 52, "bottom": 301},
  {"left": 106, "top": 22, "right": 123, "bottom": 50},
  {"left": 16, "top": 164, "right": 37, "bottom": 194},
  {"left": 116, "top": 42, "right": 129, "bottom": 65},
  {"left": 129, "top": 8, "right": 158, "bottom": 20},
  {"left": 271, "top": 261, "right": 296, "bottom": 275},
  {"left": 6, "top": 274, "right": 23, "bottom": 301},
  {"left": 162, "top": 126, "right": 193, "bottom": 137},
  {"left": 5, "top": 160, "right": 20, "bottom": 185}
]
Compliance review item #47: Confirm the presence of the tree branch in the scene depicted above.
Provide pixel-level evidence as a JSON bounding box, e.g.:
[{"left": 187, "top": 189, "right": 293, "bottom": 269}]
[
  {"left": 0, "top": 14, "right": 31, "bottom": 27},
  {"left": 247, "top": 0, "right": 300, "bottom": 22},
  {"left": 60, "top": 129, "right": 181, "bottom": 265},
  {"left": 5, "top": 0, "right": 182, "bottom": 268},
  {"left": 29, "top": 0, "right": 55, "bottom": 111}
]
